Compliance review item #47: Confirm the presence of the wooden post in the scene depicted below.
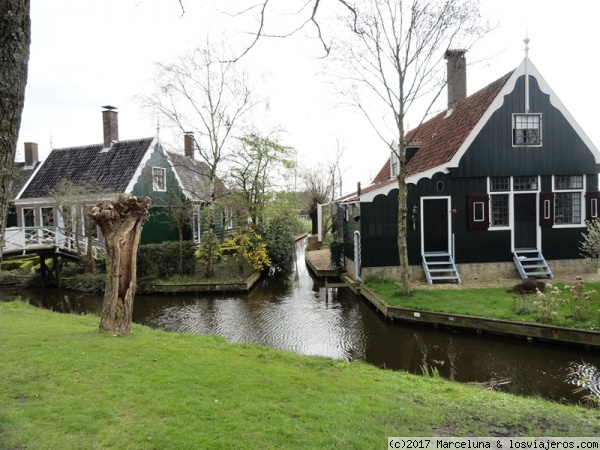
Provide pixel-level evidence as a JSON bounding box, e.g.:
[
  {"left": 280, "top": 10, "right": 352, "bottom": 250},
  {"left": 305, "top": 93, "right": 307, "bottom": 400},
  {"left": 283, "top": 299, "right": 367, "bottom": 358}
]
[{"left": 39, "top": 254, "right": 47, "bottom": 287}]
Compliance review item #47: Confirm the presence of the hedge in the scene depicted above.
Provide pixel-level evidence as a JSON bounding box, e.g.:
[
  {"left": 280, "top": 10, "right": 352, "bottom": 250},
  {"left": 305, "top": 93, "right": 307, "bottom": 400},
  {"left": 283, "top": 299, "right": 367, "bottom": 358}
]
[{"left": 137, "top": 240, "right": 197, "bottom": 279}]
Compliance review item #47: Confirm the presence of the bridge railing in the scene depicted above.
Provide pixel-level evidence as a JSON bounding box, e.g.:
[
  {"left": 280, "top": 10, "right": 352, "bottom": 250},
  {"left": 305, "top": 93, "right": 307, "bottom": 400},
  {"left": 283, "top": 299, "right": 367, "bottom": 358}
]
[{"left": 2, "top": 227, "right": 105, "bottom": 259}]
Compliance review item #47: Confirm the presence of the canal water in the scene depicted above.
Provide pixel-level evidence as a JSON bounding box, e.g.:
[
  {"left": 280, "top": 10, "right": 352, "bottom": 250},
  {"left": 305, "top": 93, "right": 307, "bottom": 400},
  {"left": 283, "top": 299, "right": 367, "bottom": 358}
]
[{"left": 3, "top": 238, "right": 600, "bottom": 403}]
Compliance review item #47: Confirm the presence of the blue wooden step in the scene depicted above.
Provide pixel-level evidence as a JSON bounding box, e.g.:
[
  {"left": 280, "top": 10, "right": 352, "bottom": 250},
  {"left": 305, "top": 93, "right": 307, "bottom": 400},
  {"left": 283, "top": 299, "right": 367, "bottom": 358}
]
[
  {"left": 513, "top": 248, "right": 553, "bottom": 279},
  {"left": 422, "top": 252, "right": 461, "bottom": 285}
]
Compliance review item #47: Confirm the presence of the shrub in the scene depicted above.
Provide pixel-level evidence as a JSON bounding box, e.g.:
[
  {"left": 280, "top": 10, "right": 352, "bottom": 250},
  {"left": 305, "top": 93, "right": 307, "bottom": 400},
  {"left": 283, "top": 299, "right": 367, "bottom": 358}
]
[
  {"left": 257, "top": 217, "right": 294, "bottom": 272},
  {"left": 21, "top": 273, "right": 43, "bottom": 288},
  {"left": 0, "top": 261, "right": 23, "bottom": 271},
  {"left": 0, "top": 272, "right": 20, "bottom": 285},
  {"left": 568, "top": 362, "right": 600, "bottom": 407},
  {"left": 329, "top": 241, "right": 344, "bottom": 270},
  {"left": 580, "top": 219, "right": 600, "bottom": 261},
  {"left": 532, "top": 285, "right": 564, "bottom": 324},
  {"left": 63, "top": 274, "right": 106, "bottom": 294},
  {"left": 513, "top": 277, "right": 545, "bottom": 294},
  {"left": 138, "top": 240, "right": 198, "bottom": 279},
  {"left": 195, "top": 230, "right": 222, "bottom": 269},
  {"left": 225, "top": 226, "right": 271, "bottom": 274},
  {"left": 563, "top": 276, "right": 596, "bottom": 322}
]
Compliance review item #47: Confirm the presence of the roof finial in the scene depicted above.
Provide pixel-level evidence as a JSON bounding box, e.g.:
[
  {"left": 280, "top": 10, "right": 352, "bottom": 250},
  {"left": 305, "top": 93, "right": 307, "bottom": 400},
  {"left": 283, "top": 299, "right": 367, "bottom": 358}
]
[{"left": 524, "top": 34, "right": 530, "bottom": 58}]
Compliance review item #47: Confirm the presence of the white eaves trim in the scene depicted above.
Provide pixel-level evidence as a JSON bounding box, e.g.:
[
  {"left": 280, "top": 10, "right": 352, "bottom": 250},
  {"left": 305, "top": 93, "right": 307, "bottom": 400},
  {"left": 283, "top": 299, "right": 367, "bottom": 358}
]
[
  {"left": 445, "top": 57, "right": 600, "bottom": 168},
  {"left": 360, "top": 57, "right": 600, "bottom": 203},
  {"left": 124, "top": 137, "right": 159, "bottom": 194}
]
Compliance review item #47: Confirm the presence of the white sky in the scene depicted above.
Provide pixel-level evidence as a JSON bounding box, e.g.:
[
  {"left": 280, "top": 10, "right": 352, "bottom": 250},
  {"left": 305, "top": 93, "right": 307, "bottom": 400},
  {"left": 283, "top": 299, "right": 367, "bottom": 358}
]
[{"left": 16, "top": 0, "right": 600, "bottom": 195}]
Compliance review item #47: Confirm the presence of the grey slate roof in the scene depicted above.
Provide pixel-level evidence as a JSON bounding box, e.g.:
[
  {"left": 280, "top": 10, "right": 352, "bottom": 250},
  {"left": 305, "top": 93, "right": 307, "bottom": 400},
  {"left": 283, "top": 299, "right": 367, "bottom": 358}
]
[
  {"left": 11, "top": 161, "right": 41, "bottom": 199},
  {"left": 20, "top": 138, "right": 154, "bottom": 198},
  {"left": 166, "top": 151, "right": 226, "bottom": 203}
]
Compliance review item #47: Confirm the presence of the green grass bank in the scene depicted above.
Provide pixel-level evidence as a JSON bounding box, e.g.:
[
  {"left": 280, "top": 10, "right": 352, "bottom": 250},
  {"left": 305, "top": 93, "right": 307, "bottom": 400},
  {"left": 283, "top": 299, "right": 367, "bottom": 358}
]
[
  {"left": 1, "top": 301, "right": 599, "bottom": 449},
  {"left": 365, "top": 280, "right": 600, "bottom": 331}
]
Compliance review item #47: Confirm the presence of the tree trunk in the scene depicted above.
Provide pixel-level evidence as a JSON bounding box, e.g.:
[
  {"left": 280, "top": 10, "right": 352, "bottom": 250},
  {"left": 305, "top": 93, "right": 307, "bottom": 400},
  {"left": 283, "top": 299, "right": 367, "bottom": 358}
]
[
  {"left": 0, "top": 0, "right": 31, "bottom": 264},
  {"left": 90, "top": 195, "right": 151, "bottom": 335},
  {"left": 178, "top": 226, "right": 184, "bottom": 275},
  {"left": 309, "top": 206, "right": 318, "bottom": 235},
  {"left": 397, "top": 150, "right": 412, "bottom": 295}
]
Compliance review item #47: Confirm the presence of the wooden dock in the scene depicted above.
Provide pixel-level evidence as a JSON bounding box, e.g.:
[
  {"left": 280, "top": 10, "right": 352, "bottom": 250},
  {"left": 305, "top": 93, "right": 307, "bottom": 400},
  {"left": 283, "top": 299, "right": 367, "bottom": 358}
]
[{"left": 305, "top": 249, "right": 339, "bottom": 277}]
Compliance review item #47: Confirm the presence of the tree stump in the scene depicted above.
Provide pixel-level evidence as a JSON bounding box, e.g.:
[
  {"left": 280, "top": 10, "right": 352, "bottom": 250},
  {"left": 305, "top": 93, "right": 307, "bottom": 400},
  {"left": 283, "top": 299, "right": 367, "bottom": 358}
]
[{"left": 90, "top": 194, "right": 151, "bottom": 335}]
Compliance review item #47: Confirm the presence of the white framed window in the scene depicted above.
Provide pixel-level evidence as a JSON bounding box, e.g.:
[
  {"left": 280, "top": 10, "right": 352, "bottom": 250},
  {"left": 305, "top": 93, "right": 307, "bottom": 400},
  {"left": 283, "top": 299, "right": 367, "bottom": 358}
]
[
  {"left": 554, "top": 175, "right": 584, "bottom": 225},
  {"left": 489, "top": 176, "right": 510, "bottom": 227},
  {"left": 152, "top": 167, "right": 166, "bottom": 192},
  {"left": 41, "top": 207, "right": 54, "bottom": 227},
  {"left": 22, "top": 207, "right": 35, "bottom": 227},
  {"left": 488, "top": 175, "right": 540, "bottom": 229},
  {"left": 513, "top": 114, "right": 542, "bottom": 146},
  {"left": 513, "top": 176, "right": 538, "bottom": 191}
]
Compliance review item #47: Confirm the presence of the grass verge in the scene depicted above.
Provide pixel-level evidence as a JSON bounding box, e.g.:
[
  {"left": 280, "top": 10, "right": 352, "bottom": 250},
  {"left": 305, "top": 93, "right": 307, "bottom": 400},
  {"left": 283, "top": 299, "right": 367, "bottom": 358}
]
[
  {"left": 365, "top": 279, "right": 600, "bottom": 331},
  {"left": 1, "top": 301, "right": 599, "bottom": 449}
]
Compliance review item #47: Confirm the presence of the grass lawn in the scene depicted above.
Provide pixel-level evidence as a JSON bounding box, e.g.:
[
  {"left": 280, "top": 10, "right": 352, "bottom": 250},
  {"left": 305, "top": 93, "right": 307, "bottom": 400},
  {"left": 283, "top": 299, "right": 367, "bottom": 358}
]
[
  {"left": 365, "top": 279, "right": 600, "bottom": 331},
  {"left": 1, "top": 301, "right": 599, "bottom": 449}
]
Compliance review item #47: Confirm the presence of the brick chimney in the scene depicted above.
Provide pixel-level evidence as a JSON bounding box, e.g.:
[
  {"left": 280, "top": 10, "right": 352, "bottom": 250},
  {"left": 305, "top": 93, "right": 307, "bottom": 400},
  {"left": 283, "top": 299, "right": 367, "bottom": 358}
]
[
  {"left": 24, "top": 142, "right": 39, "bottom": 166},
  {"left": 184, "top": 132, "right": 194, "bottom": 159},
  {"left": 445, "top": 50, "right": 467, "bottom": 110},
  {"left": 102, "top": 105, "right": 119, "bottom": 148}
]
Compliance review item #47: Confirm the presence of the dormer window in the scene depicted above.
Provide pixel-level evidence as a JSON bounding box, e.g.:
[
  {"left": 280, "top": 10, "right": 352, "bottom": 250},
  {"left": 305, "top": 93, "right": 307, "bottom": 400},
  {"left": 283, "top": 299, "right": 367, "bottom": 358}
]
[{"left": 513, "top": 114, "right": 541, "bottom": 146}]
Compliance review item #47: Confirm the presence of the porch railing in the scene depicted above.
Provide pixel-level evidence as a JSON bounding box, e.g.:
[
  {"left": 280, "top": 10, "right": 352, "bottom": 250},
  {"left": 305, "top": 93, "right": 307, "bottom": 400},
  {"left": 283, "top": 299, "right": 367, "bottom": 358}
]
[{"left": 2, "top": 227, "right": 105, "bottom": 259}]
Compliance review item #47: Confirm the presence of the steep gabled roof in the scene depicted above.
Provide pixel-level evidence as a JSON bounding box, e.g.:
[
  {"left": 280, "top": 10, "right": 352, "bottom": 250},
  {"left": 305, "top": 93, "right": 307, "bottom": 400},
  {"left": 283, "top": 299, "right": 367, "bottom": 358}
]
[
  {"left": 351, "top": 71, "right": 512, "bottom": 203},
  {"left": 369, "top": 71, "right": 512, "bottom": 188},
  {"left": 19, "top": 138, "right": 154, "bottom": 199},
  {"left": 11, "top": 161, "right": 41, "bottom": 199},
  {"left": 404, "top": 72, "right": 512, "bottom": 176},
  {"left": 166, "top": 151, "right": 212, "bottom": 203}
]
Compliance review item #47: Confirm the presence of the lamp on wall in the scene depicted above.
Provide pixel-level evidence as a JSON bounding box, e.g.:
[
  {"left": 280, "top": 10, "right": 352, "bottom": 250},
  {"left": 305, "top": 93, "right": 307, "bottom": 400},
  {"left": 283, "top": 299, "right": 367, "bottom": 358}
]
[{"left": 411, "top": 204, "right": 418, "bottom": 230}]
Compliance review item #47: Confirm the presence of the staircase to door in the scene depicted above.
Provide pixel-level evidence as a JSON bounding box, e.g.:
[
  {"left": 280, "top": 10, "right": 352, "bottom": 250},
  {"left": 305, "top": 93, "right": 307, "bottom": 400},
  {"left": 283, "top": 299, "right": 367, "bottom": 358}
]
[
  {"left": 421, "top": 198, "right": 460, "bottom": 285},
  {"left": 513, "top": 248, "right": 553, "bottom": 279},
  {"left": 422, "top": 252, "right": 461, "bottom": 285}
]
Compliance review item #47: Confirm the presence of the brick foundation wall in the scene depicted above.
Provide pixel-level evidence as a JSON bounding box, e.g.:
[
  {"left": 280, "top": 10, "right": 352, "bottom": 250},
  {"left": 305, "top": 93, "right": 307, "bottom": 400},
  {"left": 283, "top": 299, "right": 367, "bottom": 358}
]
[{"left": 346, "top": 258, "right": 598, "bottom": 283}]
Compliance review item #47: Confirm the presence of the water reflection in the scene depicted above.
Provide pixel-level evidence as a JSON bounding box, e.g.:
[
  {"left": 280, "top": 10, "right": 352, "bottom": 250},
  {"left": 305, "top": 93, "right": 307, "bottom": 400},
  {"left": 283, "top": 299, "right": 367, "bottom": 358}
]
[{"left": 2, "top": 238, "right": 600, "bottom": 403}]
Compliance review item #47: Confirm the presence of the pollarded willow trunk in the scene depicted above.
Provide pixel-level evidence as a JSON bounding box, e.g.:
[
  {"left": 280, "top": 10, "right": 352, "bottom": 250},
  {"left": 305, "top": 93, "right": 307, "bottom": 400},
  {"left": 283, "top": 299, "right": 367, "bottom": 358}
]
[{"left": 90, "top": 195, "right": 151, "bottom": 335}]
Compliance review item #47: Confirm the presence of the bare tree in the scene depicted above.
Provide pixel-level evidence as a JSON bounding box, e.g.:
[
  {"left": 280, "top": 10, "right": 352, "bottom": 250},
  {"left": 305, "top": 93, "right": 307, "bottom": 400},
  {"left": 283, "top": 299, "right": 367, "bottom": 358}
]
[
  {"left": 301, "top": 165, "right": 332, "bottom": 235},
  {"left": 222, "top": 0, "right": 359, "bottom": 59},
  {"left": 0, "top": 0, "right": 30, "bottom": 264},
  {"left": 50, "top": 179, "right": 106, "bottom": 274},
  {"left": 330, "top": 0, "right": 487, "bottom": 294},
  {"left": 90, "top": 195, "right": 151, "bottom": 336},
  {"left": 145, "top": 39, "right": 257, "bottom": 276},
  {"left": 329, "top": 138, "right": 348, "bottom": 200}
]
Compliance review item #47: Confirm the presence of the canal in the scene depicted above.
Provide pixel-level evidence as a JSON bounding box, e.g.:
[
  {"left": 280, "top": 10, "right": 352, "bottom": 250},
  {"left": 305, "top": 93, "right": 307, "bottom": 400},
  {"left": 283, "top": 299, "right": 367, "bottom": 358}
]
[{"left": 2, "top": 238, "right": 600, "bottom": 403}]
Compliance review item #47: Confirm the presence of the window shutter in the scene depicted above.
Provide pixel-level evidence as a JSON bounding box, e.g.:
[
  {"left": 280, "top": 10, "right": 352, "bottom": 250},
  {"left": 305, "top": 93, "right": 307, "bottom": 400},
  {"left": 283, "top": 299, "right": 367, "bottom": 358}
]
[
  {"left": 539, "top": 192, "right": 554, "bottom": 227},
  {"left": 585, "top": 191, "right": 600, "bottom": 222},
  {"left": 467, "top": 194, "right": 489, "bottom": 230}
]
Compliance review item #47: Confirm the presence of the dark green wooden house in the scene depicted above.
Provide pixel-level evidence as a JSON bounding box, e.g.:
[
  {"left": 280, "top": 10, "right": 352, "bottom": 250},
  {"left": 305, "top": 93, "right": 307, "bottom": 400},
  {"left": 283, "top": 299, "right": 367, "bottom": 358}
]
[
  {"left": 336, "top": 50, "right": 600, "bottom": 284},
  {"left": 14, "top": 107, "right": 222, "bottom": 246}
]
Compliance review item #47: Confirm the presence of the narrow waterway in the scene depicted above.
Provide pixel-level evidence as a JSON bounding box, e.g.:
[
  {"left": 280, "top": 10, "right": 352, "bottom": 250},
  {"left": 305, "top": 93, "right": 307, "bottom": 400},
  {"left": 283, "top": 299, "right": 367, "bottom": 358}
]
[{"left": 3, "top": 239, "right": 600, "bottom": 403}]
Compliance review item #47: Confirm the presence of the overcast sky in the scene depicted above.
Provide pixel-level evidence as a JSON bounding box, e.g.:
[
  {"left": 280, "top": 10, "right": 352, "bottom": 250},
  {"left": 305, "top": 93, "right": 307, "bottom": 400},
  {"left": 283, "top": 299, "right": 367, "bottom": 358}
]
[{"left": 16, "top": 0, "right": 600, "bottom": 194}]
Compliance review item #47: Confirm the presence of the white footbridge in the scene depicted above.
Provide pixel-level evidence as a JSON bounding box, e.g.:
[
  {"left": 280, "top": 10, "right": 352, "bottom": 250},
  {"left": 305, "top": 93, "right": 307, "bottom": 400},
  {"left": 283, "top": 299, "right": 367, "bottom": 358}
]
[{"left": 2, "top": 227, "right": 105, "bottom": 259}]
